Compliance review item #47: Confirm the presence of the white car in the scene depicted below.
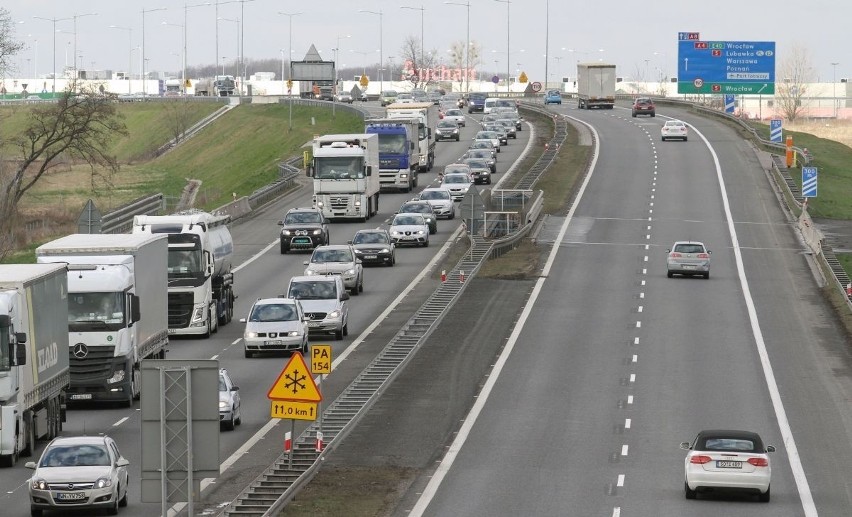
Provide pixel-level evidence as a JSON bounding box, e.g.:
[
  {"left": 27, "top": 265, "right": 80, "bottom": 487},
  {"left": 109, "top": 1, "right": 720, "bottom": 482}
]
[
  {"left": 474, "top": 130, "right": 501, "bottom": 151},
  {"left": 26, "top": 435, "right": 130, "bottom": 515},
  {"left": 666, "top": 241, "right": 711, "bottom": 279},
  {"left": 218, "top": 368, "right": 242, "bottom": 430},
  {"left": 662, "top": 119, "right": 688, "bottom": 141},
  {"left": 389, "top": 213, "right": 430, "bottom": 247},
  {"left": 442, "top": 109, "right": 466, "bottom": 126},
  {"left": 240, "top": 297, "right": 309, "bottom": 357},
  {"left": 418, "top": 188, "right": 456, "bottom": 219},
  {"left": 441, "top": 172, "right": 473, "bottom": 201},
  {"left": 681, "top": 430, "right": 775, "bottom": 502}
]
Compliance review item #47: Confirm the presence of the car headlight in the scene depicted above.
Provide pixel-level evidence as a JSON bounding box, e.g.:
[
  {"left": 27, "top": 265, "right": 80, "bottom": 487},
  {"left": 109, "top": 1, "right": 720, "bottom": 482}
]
[
  {"left": 353, "top": 249, "right": 363, "bottom": 254},
  {"left": 316, "top": 201, "right": 324, "bottom": 208},
  {"left": 415, "top": 230, "right": 425, "bottom": 235},
  {"left": 345, "top": 268, "right": 355, "bottom": 275},
  {"left": 354, "top": 200, "right": 362, "bottom": 207},
  {"left": 426, "top": 217, "right": 433, "bottom": 223},
  {"left": 245, "top": 331, "right": 258, "bottom": 338},
  {"left": 95, "top": 477, "right": 113, "bottom": 489},
  {"left": 107, "top": 369, "right": 125, "bottom": 384},
  {"left": 391, "top": 231, "right": 402, "bottom": 236},
  {"left": 281, "top": 229, "right": 292, "bottom": 236},
  {"left": 306, "top": 270, "right": 317, "bottom": 276},
  {"left": 219, "top": 400, "right": 229, "bottom": 409},
  {"left": 191, "top": 306, "right": 205, "bottom": 323},
  {"left": 328, "top": 310, "right": 341, "bottom": 319},
  {"left": 380, "top": 247, "right": 390, "bottom": 253},
  {"left": 32, "top": 478, "right": 48, "bottom": 491},
  {"left": 312, "top": 229, "right": 323, "bottom": 235},
  {"left": 287, "top": 331, "right": 300, "bottom": 337},
  {"left": 452, "top": 129, "right": 459, "bottom": 134},
  {"left": 400, "top": 173, "right": 408, "bottom": 179}
]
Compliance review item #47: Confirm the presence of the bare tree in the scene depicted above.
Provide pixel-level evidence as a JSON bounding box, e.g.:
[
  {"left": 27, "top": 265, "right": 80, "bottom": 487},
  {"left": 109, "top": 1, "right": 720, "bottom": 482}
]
[
  {"left": 775, "top": 43, "right": 816, "bottom": 121},
  {"left": 399, "top": 35, "right": 440, "bottom": 89},
  {"left": 164, "top": 101, "right": 193, "bottom": 144},
  {"left": 447, "top": 40, "right": 481, "bottom": 86},
  {"left": 0, "top": 85, "right": 128, "bottom": 257},
  {"left": 0, "top": 7, "right": 25, "bottom": 77}
]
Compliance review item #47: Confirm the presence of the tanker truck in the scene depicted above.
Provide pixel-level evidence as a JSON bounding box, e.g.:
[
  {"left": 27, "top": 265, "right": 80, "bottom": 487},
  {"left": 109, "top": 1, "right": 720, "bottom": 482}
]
[
  {"left": 0, "top": 264, "right": 69, "bottom": 467},
  {"left": 133, "top": 210, "right": 236, "bottom": 338},
  {"left": 36, "top": 234, "right": 169, "bottom": 406}
]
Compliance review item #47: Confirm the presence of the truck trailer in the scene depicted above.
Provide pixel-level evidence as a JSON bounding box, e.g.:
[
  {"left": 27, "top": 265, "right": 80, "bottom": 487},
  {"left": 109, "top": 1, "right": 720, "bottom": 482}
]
[
  {"left": 132, "top": 211, "right": 236, "bottom": 338},
  {"left": 36, "top": 234, "right": 169, "bottom": 407},
  {"left": 385, "top": 102, "right": 437, "bottom": 172},
  {"left": 310, "top": 134, "right": 381, "bottom": 221},
  {"left": 0, "top": 264, "right": 69, "bottom": 467},
  {"left": 576, "top": 62, "right": 617, "bottom": 109},
  {"left": 365, "top": 118, "right": 420, "bottom": 192}
]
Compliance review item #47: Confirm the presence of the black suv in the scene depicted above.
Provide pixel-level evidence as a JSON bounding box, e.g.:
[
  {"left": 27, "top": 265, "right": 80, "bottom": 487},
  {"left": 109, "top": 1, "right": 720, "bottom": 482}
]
[{"left": 278, "top": 207, "right": 330, "bottom": 254}]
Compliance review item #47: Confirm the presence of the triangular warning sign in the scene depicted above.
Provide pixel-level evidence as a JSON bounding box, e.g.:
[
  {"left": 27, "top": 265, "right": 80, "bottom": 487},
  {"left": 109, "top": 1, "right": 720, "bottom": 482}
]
[
  {"left": 267, "top": 352, "right": 322, "bottom": 402},
  {"left": 301, "top": 44, "right": 323, "bottom": 63}
]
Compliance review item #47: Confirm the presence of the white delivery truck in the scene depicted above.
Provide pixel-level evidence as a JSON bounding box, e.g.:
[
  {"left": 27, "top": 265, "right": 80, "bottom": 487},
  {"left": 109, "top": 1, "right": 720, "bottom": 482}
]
[
  {"left": 133, "top": 210, "right": 236, "bottom": 338},
  {"left": 385, "top": 102, "right": 437, "bottom": 172},
  {"left": 0, "top": 264, "right": 69, "bottom": 467},
  {"left": 36, "top": 234, "right": 169, "bottom": 407},
  {"left": 310, "top": 134, "right": 381, "bottom": 221},
  {"left": 576, "top": 62, "right": 617, "bottom": 109},
  {"left": 365, "top": 117, "right": 420, "bottom": 192}
]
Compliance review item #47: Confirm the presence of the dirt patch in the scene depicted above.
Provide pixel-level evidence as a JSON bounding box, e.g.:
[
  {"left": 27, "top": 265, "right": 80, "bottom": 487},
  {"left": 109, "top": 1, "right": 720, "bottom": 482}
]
[{"left": 478, "top": 239, "right": 546, "bottom": 280}]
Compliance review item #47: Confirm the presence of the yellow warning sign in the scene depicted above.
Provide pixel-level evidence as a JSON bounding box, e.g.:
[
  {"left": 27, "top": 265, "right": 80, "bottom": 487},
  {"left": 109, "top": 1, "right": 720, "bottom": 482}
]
[
  {"left": 359, "top": 74, "right": 369, "bottom": 87},
  {"left": 311, "top": 345, "right": 332, "bottom": 374},
  {"left": 270, "top": 400, "right": 318, "bottom": 421},
  {"left": 286, "top": 79, "right": 293, "bottom": 88},
  {"left": 184, "top": 79, "right": 192, "bottom": 88},
  {"left": 518, "top": 72, "right": 528, "bottom": 84},
  {"left": 267, "top": 352, "right": 322, "bottom": 402}
]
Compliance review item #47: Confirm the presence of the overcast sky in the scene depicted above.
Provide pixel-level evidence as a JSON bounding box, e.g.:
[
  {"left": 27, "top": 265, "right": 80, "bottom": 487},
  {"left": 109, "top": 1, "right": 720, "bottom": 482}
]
[{"left": 5, "top": 0, "right": 849, "bottom": 84}]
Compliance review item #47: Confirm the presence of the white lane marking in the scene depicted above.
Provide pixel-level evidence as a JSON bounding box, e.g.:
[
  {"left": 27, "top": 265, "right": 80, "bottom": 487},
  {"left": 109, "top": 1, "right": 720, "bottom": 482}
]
[
  {"left": 633, "top": 337, "right": 640, "bottom": 345},
  {"left": 627, "top": 395, "right": 634, "bottom": 405},
  {"left": 112, "top": 417, "right": 129, "bottom": 427},
  {"left": 408, "top": 115, "right": 602, "bottom": 517},
  {"left": 639, "top": 292, "right": 645, "bottom": 299},
  {"left": 629, "top": 373, "right": 636, "bottom": 383},
  {"left": 617, "top": 474, "right": 625, "bottom": 487},
  {"left": 612, "top": 508, "right": 621, "bottom": 517},
  {"left": 641, "top": 280, "right": 646, "bottom": 286},
  {"left": 644, "top": 244, "right": 649, "bottom": 250},
  {"left": 689, "top": 123, "right": 818, "bottom": 516},
  {"left": 646, "top": 234, "right": 651, "bottom": 240},
  {"left": 642, "top": 268, "right": 647, "bottom": 275},
  {"left": 231, "top": 339, "right": 240, "bottom": 345},
  {"left": 632, "top": 355, "right": 638, "bottom": 363},
  {"left": 625, "top": 418, "right": 632, "bottom": 429},
  {"left": 233, "top": 239, "right": 278, "bottom": 274},
  {"left": 647, "top": 225, "right": 652, "bottom": 230},
  {"left": 635, "top": 321, "right": 641, "bottom": 328},
  {"left": 637, "top": 306, "right": 643, "bottom": 313},
  {"left": 643, "top": 255, "right": 648, "bottom": 262},
  {"left": 210, "top": 354, "right": 219, "bottom": 360}
]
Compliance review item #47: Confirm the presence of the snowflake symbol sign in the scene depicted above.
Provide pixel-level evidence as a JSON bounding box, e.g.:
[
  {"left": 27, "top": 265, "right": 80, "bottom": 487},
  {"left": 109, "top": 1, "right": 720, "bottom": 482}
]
[{"left": 284, "top": 369, "right": 307, "bottom": 395}]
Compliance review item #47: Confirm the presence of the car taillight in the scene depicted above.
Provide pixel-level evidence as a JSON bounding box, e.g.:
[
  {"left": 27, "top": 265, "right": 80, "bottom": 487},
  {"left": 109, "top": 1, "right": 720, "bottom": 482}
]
[
  {"left": 690, "top": 455, "right": 712, "bottom": 464},
  {"left": 670, "top": 252, "right": 682, "bottom": 258},
  {"left": 697, "top": 253, "right": 709, "bottom": 259},
  {"left": 747, "top": 457, "right": 769, "bottom": 467}
]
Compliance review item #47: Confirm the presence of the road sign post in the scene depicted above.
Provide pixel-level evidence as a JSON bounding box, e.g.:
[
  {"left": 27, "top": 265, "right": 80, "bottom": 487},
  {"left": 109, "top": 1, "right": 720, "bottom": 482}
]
[
  {"left": 310, "top": 344, "right": 332, "bottom": 440},
  {"left": 267, "top": 352, "right": 323, "bottom": 469}
]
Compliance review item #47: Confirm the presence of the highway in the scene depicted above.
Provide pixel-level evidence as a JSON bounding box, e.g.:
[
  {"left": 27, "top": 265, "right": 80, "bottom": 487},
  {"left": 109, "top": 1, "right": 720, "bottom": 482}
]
[
  {"left": 396, "top": 103, "right": 852, "bottom": 516},
  {"left": 0, "top": 103, "right": 534, "bottom": 516}
]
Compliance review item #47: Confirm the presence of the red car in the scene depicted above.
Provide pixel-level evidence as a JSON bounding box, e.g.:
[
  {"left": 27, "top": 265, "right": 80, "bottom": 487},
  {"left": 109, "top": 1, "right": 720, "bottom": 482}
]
[{"left": 632, "top": 97, "right": 656, "bottom": 117}]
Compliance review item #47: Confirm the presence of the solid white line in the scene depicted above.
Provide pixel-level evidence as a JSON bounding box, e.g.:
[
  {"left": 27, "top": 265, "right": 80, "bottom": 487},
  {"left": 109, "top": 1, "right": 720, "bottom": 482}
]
[
  {"left": 612, "top": 508, "right": 621, "bottom": 517},
  {"left": 231, "top": 339, "right": 241, "bottom": 345},
  {"left": 689, "top": 123, "right": 818, "bottom": 515},
  {"left": 625, "top": 418, "right": 632, "bottom": 429},
  {"left": 210, "top": 354, "right": 218, "bottom": 360},
  {"left": 617, "top": 474, "right": 625, "bottom": 487},
  {"left": 112, "top": 417, "right": 129, "bottom": 427},
  {"left": 408, "top": 116, "right": 603, "bottom": 517}
]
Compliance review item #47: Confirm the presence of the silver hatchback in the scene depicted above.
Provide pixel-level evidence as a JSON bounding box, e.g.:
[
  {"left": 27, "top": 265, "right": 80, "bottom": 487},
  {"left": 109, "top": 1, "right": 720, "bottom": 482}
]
[{"left": 666, "top": 241, "right": 711, "bottom": 279}]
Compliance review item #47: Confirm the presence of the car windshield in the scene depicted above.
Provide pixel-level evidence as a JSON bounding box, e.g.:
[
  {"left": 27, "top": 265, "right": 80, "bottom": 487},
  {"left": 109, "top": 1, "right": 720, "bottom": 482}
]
[
  {"left": 312, "top": 248, "right": 353, "bottom": 263},
  {"left": 446, "top": 110, "right": 462, "bottom": 116},
  {"left": 438, "top": 121, "right": 457, "bottom": 128},
  {"left": 40, "top": 444, "right": 110, "bottom": 467},
  {"left": 249, "top": 303, "right": 297, "bottom": 322},
  {"left": 353, "top": 232, "right": 389, "bottom": 244},
  {"left": 673, "top": 243, "right": 705, "bottom": 254},
  {"left": 68, "top": 292, "right": 125, "bottom": 325},
  {"left": 420, "top": 190, "right": 449, "bottom": 201},
  {"left": 465, "top": 160, "right": 488, "bottom": 169},
  {"left": 636, "top": 98, "right": 651, "bottom": 104},
  {"left": 314, "top": 157, "right": 364, "bottom": 180},
  {"left": 284, "top": 212, "right": 322, "bottom": 224},
  {"left": 475, "top": 132, "right": 491, "bottom": 139},
  {"left": 445, "top": 166, "right": 470, "bottom": 175},
  {"left": 393, "top": 215, "right": 424, "bottom": 225},
  {"left": 377, "top": 134, "right": 407, "bottom": 154},
  {"left": 443, "top": 175, "right": 469, "bottom": 184},
  {"left": 401, "top": 204, "right": 430, "bottom": 214},
  {"left": 289, "top": 281, "right": 337, "bottom": 300},
  {"left": 219, "top": 375, "right": 228, "bottom": 391}
]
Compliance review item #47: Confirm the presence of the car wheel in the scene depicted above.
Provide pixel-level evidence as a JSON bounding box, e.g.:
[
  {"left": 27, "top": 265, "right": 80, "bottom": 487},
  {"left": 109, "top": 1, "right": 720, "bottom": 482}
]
[
  {"left": 684, "top": 137, "right": 688, "bottom": 141},
  {"left": 390, "top": 254, "right": 396, "bottom": 266},
  {"left": 301, "top": 339, "right": 309, "bottom": 355},
  {"left": 244, "top": 349, "right": 253, "bottom": 358},
  {"left": 455, "top": 135, "right": 460, "bottom": 141},
  {"left": 449, "top": 211, "right": 455, "bottom": 220},
  {"left": 350, "top": 284, "right": 359, "bottom": 296},
  {"left": 423, "top": 238, "right": 429, "bottom": 247},
  {"left": 758, "top": 486, "right": 770, "bottom": 502},
  {"left": 487, "top": 177, "right": 492, "bottom": 185},
  {"left": 280, "top": 241, "right": 288, "bottom": 254},
  {"left": 632, "top": 112, "right": 637, "bottom": 117},
  {"left": 661, "top": 137, "right": 666, "bottom": 142},
  {"left": 106, "top": 492, "right": 119, "bottom": 515},
  {"left": 223, "top": 410, "right": 236, "bottom": 431},
  {"left": 343, "top": 323, "right": 349, "bottom": 337},
  {"left": 430, "top": 226, "right": 436, "bottom": 235},
  {"left": 334, "top": 328, "right": 343, "bottom": 340},
  {"left": 359, "top": 275, "right": 364, "bottom": 293},
  {"left": 667, "top": 271, "right": 673, "bottom": 278},
  {"left": 684, "top": 481, "right": 697, "bottom": 500},
  {"left": 703, "top": 272, "right": 710, "bottom": 279},
  {"left": 119, "top": 484, "right": 128, "bottom": 507},
  {"left": 30, "top": 508, "right": 43, "bottom": 517},
  {"left": 235, "top": 405, "right": 242, "bottom": 426},
  {"left": 651, "top": 113, "right": 656, "bottom": 117}
]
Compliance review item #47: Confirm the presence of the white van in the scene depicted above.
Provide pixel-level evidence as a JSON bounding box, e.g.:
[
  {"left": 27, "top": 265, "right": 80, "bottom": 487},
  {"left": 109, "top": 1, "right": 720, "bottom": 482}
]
[{"left": 483, "top": 97, "right": 500, "bottom": 114}]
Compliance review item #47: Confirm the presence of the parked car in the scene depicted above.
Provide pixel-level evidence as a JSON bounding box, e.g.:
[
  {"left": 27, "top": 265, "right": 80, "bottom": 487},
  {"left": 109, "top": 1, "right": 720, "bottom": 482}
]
[
  {"left": 304, "top": 244, "right": 364, "bottom": 295},
  {"left": 218, "top": 368, "right": 242, "bottom": 430},
  {"left": 442, "top": 108, "right": 466, "bottom": 126},
  {"left": 661, "top": 120, "right": 688, "bottom": 141},
  {"left": 399, "top": 200, "right": 438, "bottom": 234},
  {"left": 287, "top": 275, "right": 350, "bottom": 340},
  {"left": 632, "top": 97, "right": 656, "bottom": 117},
  {"left": 26, "top": 435, "right": 130, "bottom": 516},
  {"left": 278, "top": 207, "right": 330, "bottom": 254},
  {"left": 417, "top": 188, "right": 456, "bottom": 219},
  {"left": 389, "top": 213, "right": 430, "bottom": 247},
  {"left": 462, "top": 149, "right": 497, "bottom": 174},
  {"left": 462, "top": 158, "right": 492, "bottom": 184},
  {"left": 681, "top": 429, "right": 775, "bottom": 502},
  {"left": 350, "top": 228, "right": 395, "bottom": 266},
  {"left": 666, "top": 241, "right": 711, "bottom": 278},
  {"left": 435, "top": 120, "right": 462, "bottom": 141},
  {"left": 544, "top": 89, "right": 562, "bottom": 104},
  {"left": 241, "top": 297, "right": 309, "bottom": 357},
  {"left": 441, "top": 172, "right": 473, "bottom": 201}
]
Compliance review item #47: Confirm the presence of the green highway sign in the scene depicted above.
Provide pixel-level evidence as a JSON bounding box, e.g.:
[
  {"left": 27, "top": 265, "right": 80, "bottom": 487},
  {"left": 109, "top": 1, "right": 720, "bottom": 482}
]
[{"left": 677, "top": 81, "right": 775, "bottom": 95}]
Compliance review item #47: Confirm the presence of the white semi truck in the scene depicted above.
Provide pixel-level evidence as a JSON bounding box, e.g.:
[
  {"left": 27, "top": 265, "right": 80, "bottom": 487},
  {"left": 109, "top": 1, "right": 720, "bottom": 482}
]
[
  {"left": 36, "top": 234, "right": 169, "bottom": 407},
  {"left": 0, "top": 264, "right": 69, "bottom": 467},
  {"left": 132, "top": 210, "right": 236, "bottom": 338},
  {"left": 310, "top": 134, "right": 381, "bottom": 221},
  {"left": 576, "top": 62, "right": 616, "bottom": 109},
  {"left": 385, "top": 102, "right": 437, "bottom": 172}
]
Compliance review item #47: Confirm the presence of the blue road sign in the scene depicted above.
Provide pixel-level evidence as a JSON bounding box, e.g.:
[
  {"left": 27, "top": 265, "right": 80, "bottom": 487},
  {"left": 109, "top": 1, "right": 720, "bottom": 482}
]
[
  {"left": 770, "top": 119, "right": 783, "bottom": 143},
  {"left": 724, "top": 94, "right": 736, "bottom": 113},
  {"left": 802, "top": 167, "right": 818, "bottom": 198},
  {"left": 677, "top": 40, "right": 775, "bottom": 94}
]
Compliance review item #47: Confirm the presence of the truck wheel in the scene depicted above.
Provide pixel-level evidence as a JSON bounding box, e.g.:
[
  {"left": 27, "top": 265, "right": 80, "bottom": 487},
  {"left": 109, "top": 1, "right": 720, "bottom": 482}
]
[{"left": 201, "top": 317, "right": 211, "bottom": 339}]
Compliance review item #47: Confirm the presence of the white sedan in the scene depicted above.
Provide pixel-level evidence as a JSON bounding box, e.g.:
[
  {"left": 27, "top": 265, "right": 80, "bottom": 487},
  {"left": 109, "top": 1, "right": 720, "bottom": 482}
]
[
  {"left": 442, "top": 109, "right": 466, "bottom": 126},
  {"left": 389, "top": 213, "right": 430, "bottom": 247},
  {"left": 681, "top": 429, "right": 775, "bottom": 502},
  {"left": 661, "top": 119, "right": 688, "bottom": 141}
]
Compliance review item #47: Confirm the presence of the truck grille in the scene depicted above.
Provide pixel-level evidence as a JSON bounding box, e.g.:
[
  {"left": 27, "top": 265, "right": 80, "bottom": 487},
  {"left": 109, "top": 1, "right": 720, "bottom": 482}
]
[
  {"left": 168, "top": 292, "right": 195, "bottom": 328},
  {"left": 69, "top": 346, "right": 115, "bottom": 382},
  {"left": 304, "top": 312, "right": 327, "bottom": 320},
  {"left": 330, "top": 197, "right": 350, "bottom": 210}
]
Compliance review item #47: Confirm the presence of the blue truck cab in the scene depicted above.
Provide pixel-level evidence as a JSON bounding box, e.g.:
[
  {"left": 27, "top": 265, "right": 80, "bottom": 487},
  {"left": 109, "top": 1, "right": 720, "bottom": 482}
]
[{"left": 365, "top": 119, "right": 419, "bottom": 192}]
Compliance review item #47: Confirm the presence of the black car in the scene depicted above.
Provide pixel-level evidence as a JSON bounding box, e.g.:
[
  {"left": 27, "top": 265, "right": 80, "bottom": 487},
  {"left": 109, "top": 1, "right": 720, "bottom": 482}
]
[
  {"left": 435, "top": 120, "right": 461, "bottom": 141},
  {"left": 350, "top": 228, "right": 395, "bottom": 266},
  {"left": 398, "top": 201, "right": 438, "bottom": 234},
  {"left": 462, "top": 158, "right": 492, "bottom": 185},
  {"left": 278, "top": 207, "right": 330, "bottom": 254}
]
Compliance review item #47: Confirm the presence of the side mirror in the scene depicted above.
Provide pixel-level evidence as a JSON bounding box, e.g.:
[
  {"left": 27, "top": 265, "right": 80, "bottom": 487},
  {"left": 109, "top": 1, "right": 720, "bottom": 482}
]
[
  {"left": 366, "top": 165, "right": 372, "bottom": 177},
  {"left": 130, "top": 294, "right": 141, "bottom": 324},
  {"left": 277, "top": 220, "right": 285, "bottom": 226},
  {"left": 239, "top": 318, "right": 247, "bottom": 323},
  {"left": 306, "top": 165, "right": 314, "bottom": 178},
  {"left": 347, "top": 240, "right": 353, "bottom": 245},
  {"left": 231, "top": 386, "right": 240, "bottom": 391},
  {"left": 665, "top": 249, "right": 671, "bottom": 253},
  {"left": 15, "top": 331, "right": 27, "bottom": 344},
  {"left": 303, "top": 261, "right": 309, "bottom": 266},
  {"left": 14, "top": 342, "right": 26, "bottom": 366},
  {"left": 766, "top": 445, "right": 776, "bottom": 453},
  {"left": 25, "top": 462, "right": 36, "bottom": 469},
  {"left": 115, "top": 458, "right": 130, "bottom": 468},
  {"left": 679, "top": 442, "right": 691, "bottom": 450},
  {"left": 341, "top": 292, "right": 350, "bottom": 301},
  {"left": 355, "top": 259, "right": 362, "bottom": 265}
]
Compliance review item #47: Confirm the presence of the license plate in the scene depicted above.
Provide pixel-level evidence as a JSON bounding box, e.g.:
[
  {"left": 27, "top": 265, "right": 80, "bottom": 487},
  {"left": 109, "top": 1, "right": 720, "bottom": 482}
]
[
  {"left": 716, "top": 460, "right": 742, "bottom": 469},
  {"left": 682, "top": 265, "right": 695, "bottom": 269},
  {"left": 307, "top": 321, "right": 320, "bottom": 327},
  {"left": 167, "top": 329, "right": 176, "bottom": 334},
  {"left": 364, "top": 255, "right": 377, "bottom": 259},
  {"left": 70, "top": 394, "right": 92, "bottom": 400},
  {"left": 56, "top": 492, "right": 86, "bottom": 501},
  {"left": 293, "top": 238, "right": 311, "bottom": 244},
  {"left": 265, "top": 340, "right": 283, "bottom": 345}
]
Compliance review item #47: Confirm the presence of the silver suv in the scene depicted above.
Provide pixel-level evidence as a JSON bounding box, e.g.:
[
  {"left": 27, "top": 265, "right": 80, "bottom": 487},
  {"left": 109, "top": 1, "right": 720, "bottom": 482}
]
[
  {"left": 303, "top": 244, "right": 364, "bottom": 295},
  {"left": 287, "top": 276, "right": 350, "bottom": 340}
]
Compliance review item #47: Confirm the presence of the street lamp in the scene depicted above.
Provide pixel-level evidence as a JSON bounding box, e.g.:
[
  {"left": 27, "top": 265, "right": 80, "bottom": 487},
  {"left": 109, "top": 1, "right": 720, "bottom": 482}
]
[
  {"left": 493, "top": 0, "right": 511, "bottom": 93},
  {"left": 831, "top": 62, "right": 840, "bottom": 118},
  {"left": 278, "top": 11, "right": 303, "bottom": 131},
  {"left": 161, "top": 21, "right": 185, "bottom": 91},
  {"left": 141, "top": 7, "right": 166, "bottom": 96},
  {"left": 653, "top": 51, "right": 667, "bottom": 81},
  {"left": 444, "top": 1, "right": 470, "bottom": 94},
  {"left": 33, "top": 15, "right": 75, "bottom": 93},
  {"left": 108, "top": 25, "right": 133, "bottom": 93},
  {"left": 218, "top": 18, "right": 239, "bottom": 78},
  {"left": 359, "top": 9, "right": 383, "bottom": 94},
  {"left": 351, "top": 50, "right": 375, "bottom": 77},
  {"left": 400, "top": 5, "right": 424, "bottom": 83}
]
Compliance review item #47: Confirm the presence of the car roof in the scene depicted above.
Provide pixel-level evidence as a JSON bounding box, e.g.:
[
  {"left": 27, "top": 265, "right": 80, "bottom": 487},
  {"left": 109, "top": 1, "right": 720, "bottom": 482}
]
[
  {"left": 287, "top": 207, "right": 321, "bottom": 213},
  {"left": 665, "top": 120, "right": 685, "bottom": 125},
  {"left": 47, "top": 435, "right": 109, "bottom": 447},
  {"left": 672, "top": 240, "right": 705, "bottom": 246},
  {"left": 693, "top": 429, "right": 765, "bottom": 450},
  {"left": 355, "top": 228, "right": 389, "bottom": 234},
  {"left": 394, "top": 212, "right": 426, "bottom": 220},
  {"left": 401, "top": 200, "right": 431, "bottom": 206},
  {"left": 289, "top": 275, "right": 338, "bottom": 284},
  {"left": 314, "top": 244, "right": 352, "bottom": 251},
  {"left": 253, "top": 297, "right": 297, "bottom": 306},
  {"left": 421, "top": 187, "right": 451, "bottom": 193},
  {"left": 444, "top": 172, "right": 471, "bottom": 179}
]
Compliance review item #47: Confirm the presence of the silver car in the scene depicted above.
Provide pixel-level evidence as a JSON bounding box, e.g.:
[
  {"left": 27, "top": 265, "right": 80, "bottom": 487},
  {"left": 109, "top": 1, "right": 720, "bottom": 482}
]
[
  {"left": 418, "top": 188, "right": 456, "bottom": 219},
  {"left": 241, "top": 297, "right": 309, "bottom": 357},
  {"left": 27, "top": 435, "right": 130, "bottom": 516},
  {"left": 219, "top": 368, "right": 242, "bottom": 430},
  {"left": 441, "top": 173, "right": 473, "bottom": 201},
  {"left": 287, "top": 276, "right": 350, "bottom": 340},
  {"left": 304, "top": 244, "right": 364, "bottom": 295},
  {"left": 474, "top": 130, "right": 501, "bottom": 151},
  {"left": 666, "top": 241, "right": 711, "bottom": 279}
]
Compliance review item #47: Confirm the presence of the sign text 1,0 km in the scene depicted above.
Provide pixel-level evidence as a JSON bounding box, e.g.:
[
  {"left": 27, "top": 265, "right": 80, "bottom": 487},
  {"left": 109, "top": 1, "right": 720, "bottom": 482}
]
[{"left": 677, "top": 39, "right": 775, "bottom": 95}]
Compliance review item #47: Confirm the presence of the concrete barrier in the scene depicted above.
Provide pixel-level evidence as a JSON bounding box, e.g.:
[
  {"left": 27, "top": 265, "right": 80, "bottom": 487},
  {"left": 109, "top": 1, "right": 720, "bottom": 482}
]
[
  {"left": 798, "top": 206, "right": 825, "bottom": 256},
  {"left": 214, "top": 196, "right": 253, "bottom": 220}
]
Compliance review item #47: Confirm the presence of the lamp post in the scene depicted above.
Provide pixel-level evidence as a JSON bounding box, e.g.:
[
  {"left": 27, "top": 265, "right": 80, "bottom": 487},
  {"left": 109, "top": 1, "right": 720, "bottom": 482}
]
[
  {"left": 359, "top": 9, "right": 383, "bottom": 94},
  {"left": 653, "top": 51, "right": 667, "bottom": 82},
  {"left": 161, "top": 21, "right": 185, "bottom": 92},
  {"left": 218, "top": 17, "right": 239, "bottom": 78},
  {"left": 68, "top": 13, "right": 97, "bottom": 81},
  {"left": 108, "top": 25, "right": 133, "bottom": 93},
  {"left": 400, "top": 5, "right": 424, "bottom": 83},
  {"left": 33, "top": 15, "right": 75, "bottom": 93},
  {"left": 494, "top": 0, "right": 510, "bottom": 93},
  {"left": 222, "top": 57, "right": 227, "bottom": 75},
  {"left": 444, "top": 1, "right": 470, "bottom": 94},
  {"left": 831, "top": 62, "right": 840, "bottom": 118},
  {"left": 278, "top": 11, "right": 303, "bottom": 130},
  {"left": 141, "top": 7, "right": 167, "bottom": 96},
  {"left": 351, "top": 50, "right": 373, "bottom": 77},
  {"left": 544, "top": 0, "right": 549, "bottom": 91}
]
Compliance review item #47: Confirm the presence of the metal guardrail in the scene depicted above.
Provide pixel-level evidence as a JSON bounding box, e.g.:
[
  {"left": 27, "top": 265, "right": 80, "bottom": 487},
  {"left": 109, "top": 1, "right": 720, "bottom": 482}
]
[
  {"left": 100, "top": 193, "right": 164, "bottom": 234},
  {"left": 246, "top": 157, "right": 303, "bottom": 210}
]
